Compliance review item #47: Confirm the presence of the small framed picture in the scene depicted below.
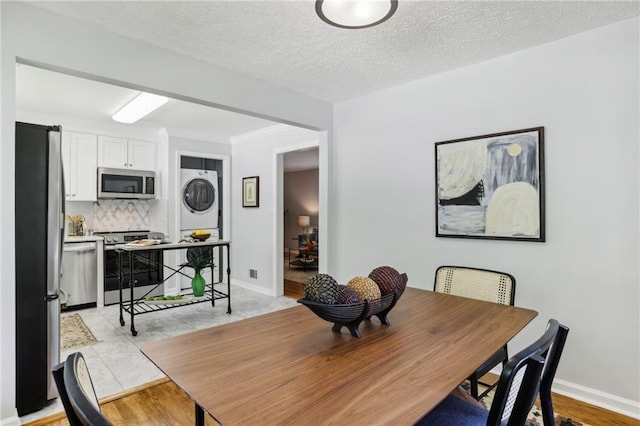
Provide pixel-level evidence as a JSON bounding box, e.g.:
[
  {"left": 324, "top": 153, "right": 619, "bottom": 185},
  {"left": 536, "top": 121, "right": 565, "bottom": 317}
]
[{"left": 242, "top": 176, "right": 260, "bottom": 208}]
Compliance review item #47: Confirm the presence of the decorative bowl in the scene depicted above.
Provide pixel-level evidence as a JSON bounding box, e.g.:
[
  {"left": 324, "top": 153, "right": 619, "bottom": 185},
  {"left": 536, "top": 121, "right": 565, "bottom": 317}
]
[
  {"left": 191, "top": 232, "right": 211, "bottom": 241},
  {"left": 298, "top": 273, "right": 407, "bottom": 338}
]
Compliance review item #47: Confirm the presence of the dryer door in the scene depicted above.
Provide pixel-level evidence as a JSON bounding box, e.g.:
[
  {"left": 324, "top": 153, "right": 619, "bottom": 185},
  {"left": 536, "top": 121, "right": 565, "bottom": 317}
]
[{"left": 183, "top": 178, "right": 216, "bottom": 214}]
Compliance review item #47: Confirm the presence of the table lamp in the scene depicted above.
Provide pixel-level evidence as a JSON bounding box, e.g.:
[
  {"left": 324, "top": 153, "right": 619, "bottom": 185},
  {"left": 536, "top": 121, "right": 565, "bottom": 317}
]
[{"left": 298, "top": 215, "right": 311, "bottom": 234}]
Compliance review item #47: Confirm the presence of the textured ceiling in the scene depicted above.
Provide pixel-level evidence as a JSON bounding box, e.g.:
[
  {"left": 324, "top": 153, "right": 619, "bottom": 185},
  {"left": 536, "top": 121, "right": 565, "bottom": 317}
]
[{"left": 28, "top": 0, "right": 640, "bottom": 103}]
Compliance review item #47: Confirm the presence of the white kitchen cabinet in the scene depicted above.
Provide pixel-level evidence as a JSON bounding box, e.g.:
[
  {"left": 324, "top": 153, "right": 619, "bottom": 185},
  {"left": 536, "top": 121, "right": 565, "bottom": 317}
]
[
  {"left": 98, "top": 136, "right": 155, "bottom": 171},
  {"left": 62, "top": 131, "right": 98, "bottom": 201},
  {"left": 127, "top": 139, "right": 156, "bottom": 171},
  {"left": 97, "top": 135, "right": 128, "bottom": 169}
]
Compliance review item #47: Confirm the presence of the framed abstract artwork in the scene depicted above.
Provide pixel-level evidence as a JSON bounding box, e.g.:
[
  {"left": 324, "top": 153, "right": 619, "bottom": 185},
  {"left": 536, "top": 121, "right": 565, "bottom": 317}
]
[
  {"left": 242, "top": 176, "right": 259, "bottom": 208},
  {"left": 435, "top": 127, "right": 545, "bottom": 242}
]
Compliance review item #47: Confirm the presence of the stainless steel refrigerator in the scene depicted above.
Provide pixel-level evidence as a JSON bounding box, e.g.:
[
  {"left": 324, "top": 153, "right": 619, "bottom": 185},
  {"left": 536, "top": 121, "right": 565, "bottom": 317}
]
[{"left": 15, "top": 122, "right": 65, "bottom": 415}]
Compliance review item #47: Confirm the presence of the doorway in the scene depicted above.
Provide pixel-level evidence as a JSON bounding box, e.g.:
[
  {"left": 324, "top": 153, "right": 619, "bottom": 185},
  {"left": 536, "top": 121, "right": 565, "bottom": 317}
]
[{"left": 282, "top": 148, "right": 319, "bottom": 298}]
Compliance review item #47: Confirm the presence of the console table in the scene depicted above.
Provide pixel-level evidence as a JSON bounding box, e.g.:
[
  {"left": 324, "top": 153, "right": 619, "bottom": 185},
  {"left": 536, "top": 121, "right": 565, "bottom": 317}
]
[{"left": 115, "top": 240, "right": 231, "bottom": 336}]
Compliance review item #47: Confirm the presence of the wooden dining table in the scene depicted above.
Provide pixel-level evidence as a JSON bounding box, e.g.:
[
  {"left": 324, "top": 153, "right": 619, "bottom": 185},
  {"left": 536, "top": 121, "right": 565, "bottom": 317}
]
[{"left": 139, "top": 287, "right": 537, "bottom": 425}]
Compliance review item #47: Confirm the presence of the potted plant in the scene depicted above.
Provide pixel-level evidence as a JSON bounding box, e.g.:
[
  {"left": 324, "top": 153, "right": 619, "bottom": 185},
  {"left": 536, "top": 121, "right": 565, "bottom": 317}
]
[{"left": 184, "top": 248, "right": 214, "bottom": 297}]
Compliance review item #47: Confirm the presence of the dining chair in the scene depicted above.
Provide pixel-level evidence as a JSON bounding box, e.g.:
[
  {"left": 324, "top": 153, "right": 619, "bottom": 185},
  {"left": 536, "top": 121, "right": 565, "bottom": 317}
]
[
  {"left": 53, "top": 352, "right": 112, "bottom": 426},
  {"left": 52, "top": 361, "right": 82, "bottom": 426},
  {"left": 434, "top": 265, "right": 516, "bottom": 399},
  {"left": 540, "top": 323, "right": 570, "bottom": 425},
  {"left": 416, "top": 319, "right": 563, "bottom": 426}
]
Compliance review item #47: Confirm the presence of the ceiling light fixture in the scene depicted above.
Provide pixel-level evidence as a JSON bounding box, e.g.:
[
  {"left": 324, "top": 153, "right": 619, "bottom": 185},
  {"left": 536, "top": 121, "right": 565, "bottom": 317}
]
[
  {"left": 112, "top": 92, "right": 168, "bottom": 124},
  {"left": 315, "top": 0, "right": 398, "bottom": 29}
]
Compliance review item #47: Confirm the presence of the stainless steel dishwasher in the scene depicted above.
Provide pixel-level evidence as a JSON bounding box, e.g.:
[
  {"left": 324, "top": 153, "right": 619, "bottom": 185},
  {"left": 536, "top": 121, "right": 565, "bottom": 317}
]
[{"left": 61, "top": 241, "right": 98, "bottom": 310}]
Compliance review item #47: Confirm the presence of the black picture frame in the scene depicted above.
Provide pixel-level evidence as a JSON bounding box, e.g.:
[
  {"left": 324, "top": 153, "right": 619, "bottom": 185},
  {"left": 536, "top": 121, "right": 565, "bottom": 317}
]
[
  {"left": 435, "top": 127, "right": 545, "bottom": 242},
  {"left": 242, "top": 176, "right": 259, "bottom": 208}
]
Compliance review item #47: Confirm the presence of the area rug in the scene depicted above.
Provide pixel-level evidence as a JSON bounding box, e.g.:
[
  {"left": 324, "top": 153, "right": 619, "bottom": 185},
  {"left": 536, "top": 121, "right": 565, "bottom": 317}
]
[
  {"left": 61, "top": 313, "right": 98, "bottom": 350},
  {"left": 283, "top": 253, "right": 316, "bottom": 284},
  {"left": 464, "top": 382, "right": 590, "bottom": 426}
]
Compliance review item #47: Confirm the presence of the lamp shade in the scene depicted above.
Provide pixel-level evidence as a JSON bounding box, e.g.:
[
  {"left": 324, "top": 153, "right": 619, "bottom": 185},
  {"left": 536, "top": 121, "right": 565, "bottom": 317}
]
[
  {"left": 315, "top": 0, "right": 398, "bottom": 29},
  {"left": 298, "top": 216, "right": 311, "bottom": 227}
]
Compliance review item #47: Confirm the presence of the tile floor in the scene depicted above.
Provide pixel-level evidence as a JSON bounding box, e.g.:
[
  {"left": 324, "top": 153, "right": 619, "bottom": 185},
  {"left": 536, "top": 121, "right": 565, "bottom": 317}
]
[{"left": 20, "top": 285, "right": 298, "bottom": 424}]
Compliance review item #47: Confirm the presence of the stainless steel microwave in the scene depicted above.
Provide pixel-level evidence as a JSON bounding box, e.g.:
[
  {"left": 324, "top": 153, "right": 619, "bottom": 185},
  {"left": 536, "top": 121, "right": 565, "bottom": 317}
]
[{"left": 97, "top": 167, "right": 156, "bottom": 199}]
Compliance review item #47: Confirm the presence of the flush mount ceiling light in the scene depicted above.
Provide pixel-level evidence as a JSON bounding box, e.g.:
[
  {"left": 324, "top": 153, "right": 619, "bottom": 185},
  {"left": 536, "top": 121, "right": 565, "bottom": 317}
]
[
  {"left": 315, "top": 0, "right": 398, "bottom": 29},
  {"left": 112, "top": 92, "right": 168, "bottom": 124}
]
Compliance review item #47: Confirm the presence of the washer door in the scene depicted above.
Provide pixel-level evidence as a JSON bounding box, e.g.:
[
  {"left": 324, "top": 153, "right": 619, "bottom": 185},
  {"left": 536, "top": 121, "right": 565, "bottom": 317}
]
[{"left": 183, "top": 178, "right": 216, "bottom": 214}]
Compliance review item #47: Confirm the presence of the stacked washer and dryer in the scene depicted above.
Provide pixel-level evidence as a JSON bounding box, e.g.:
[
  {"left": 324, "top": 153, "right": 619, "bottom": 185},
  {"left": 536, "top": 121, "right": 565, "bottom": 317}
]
[
  {"left": 180, "top": 168, "right": 220, "bottom": 289},
  {"left": 181, "top": 168, "right": 219, "bottom": 234}
]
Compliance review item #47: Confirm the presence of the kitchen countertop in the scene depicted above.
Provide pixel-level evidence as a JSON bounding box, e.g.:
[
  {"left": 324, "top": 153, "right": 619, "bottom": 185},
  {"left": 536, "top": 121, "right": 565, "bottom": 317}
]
[
  {"left": 64, "top": 235, "right": 104, "bottom": 243},
  {"left": 114, "top": 239, "right": 229, "bottom": 251}
]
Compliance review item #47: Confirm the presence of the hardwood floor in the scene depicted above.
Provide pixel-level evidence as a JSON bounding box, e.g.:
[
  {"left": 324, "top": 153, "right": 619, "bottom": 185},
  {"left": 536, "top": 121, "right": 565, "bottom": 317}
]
[
  {"left": 25, "top": 378, "right": 220, "bottom": 426},
  {"left": 26, "top": 377, "right": 638, "bottom": 426},
  {"left": 550, "top": 393, "right": 639, "bottom": 426},
  {"left": 482, "top": 373, "right": 640, "bottom": 425},
  {"left": 284, "top": 278, "right": 304, "bottom": 299}
]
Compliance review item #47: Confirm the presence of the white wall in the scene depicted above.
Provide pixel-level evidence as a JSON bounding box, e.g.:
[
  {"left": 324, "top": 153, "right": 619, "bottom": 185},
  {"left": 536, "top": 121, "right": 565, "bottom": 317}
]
[
  {"left": 332, "top": 18, "right": 639, "bottom": 415},
  {"left": 231, "top": 126, "right": 321, "bottom": 294},
  {"left": 284, "top": 169, "right": 320, "bottom": 247},
  {"left": 0, "top": 3, "right": 331, "bottom": 423}
]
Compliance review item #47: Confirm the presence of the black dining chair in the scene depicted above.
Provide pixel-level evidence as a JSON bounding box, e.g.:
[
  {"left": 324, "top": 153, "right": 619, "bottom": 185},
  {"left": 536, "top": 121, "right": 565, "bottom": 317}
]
[
  {"left": 540, "top": 323, "right": 570, "bottom": 425},
  {"left": 52, "top": 361, "right": 82, "bottom": 426},
  {"left": 415, "top": 319, "right": 567, "bottom": 426},
  {"left": 52, "top": 352, "right": 112, "bottom": 426},
  {"left": 434, "top": 265, "right": 517, "bottom": 399}
]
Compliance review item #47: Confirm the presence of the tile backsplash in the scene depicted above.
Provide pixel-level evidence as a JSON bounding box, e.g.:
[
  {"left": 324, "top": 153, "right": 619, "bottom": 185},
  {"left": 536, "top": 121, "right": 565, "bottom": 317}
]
[
  {"left": 93, "top": 199, "right": 151, "bottom": 231},
  {"left": 66, "top": 199, "right": 168, "bottom": 233}
]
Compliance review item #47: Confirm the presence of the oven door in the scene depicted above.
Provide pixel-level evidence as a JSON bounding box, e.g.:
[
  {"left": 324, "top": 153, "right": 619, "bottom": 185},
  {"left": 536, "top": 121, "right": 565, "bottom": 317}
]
[{"left": 103, "top": 248, "right": 164, "bottom": 305}]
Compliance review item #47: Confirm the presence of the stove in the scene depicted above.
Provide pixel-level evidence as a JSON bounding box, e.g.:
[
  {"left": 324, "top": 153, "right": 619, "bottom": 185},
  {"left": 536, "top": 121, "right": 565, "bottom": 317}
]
[
  {"left": 94, "top": 230, "right": 165, "bottom": 246},
  {"left": 95, "top": 230, "right": 165, "bottom": 305}
]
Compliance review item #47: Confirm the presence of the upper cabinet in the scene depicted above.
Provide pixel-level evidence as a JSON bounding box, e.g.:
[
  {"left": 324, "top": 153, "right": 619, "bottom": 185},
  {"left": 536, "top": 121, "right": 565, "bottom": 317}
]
[
  {"left": 98, "top": 136, "right": 155, "bottom": 171},
  {"left": 62, "top": 132, "right": 98, "bottom": 201},
  {"left": 127, "top": 140, "right": 156, "bottom": 171},
  {"left": 96, "top": 136, "right": 128, "bottom": 169}
]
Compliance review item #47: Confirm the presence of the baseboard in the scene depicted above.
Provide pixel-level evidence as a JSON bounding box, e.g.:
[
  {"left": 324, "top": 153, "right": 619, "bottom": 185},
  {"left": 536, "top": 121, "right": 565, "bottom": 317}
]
[
  {"left": 231, "top": 279, "right": 276, "bottom": 296},
  {"left": 487, "top": 367, "right": 640, "bottom": 419},
  {"left": 553, "top": 378, "right": 640, "bottom": 419},
  {"left": 0, "top": 415, "right": 20, "bottom": 426}
]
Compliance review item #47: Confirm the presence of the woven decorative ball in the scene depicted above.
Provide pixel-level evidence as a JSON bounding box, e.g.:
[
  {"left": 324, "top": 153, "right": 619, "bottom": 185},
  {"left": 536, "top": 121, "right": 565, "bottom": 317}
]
[
  {"left": 369, "top": 266, "right": 403, "bottom": 296},
  {"left": 336, "top": 285, "right": 361, "bottom": 305},
  {"left": 347, "top": 276, "right": 381, "bottom": 301},
  {"left": 304, "top": 274, "right": 339, "bottom": 304}
]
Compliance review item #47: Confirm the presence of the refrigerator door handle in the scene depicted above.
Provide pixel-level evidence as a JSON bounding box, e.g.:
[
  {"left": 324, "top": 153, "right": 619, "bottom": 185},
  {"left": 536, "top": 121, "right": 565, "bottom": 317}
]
[
  {"left": 58, "top": 127, "right": 66, "bottom": 276},
  {"left": 46, "top": 127, "right": 63, "bottom": 401},
  {"left": 48, "top": 128, "right": 63, "bottom": 295}
]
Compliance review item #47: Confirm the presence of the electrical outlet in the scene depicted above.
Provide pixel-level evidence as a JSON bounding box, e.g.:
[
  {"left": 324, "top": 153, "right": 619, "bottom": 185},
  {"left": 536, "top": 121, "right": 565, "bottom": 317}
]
[{"left": 249, "top": 269, "right": 258, "bottom": 279}]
